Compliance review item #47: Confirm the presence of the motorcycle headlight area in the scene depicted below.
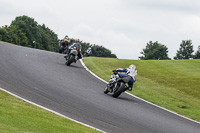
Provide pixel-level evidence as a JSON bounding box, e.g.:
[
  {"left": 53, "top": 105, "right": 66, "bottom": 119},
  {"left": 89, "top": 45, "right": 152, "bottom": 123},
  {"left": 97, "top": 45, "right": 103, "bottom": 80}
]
[
  {"left": 109, "top": 79, "right": 115, "bottom": 83},
  {"left": 109, "top": 74, "right": 118, "bottom": 83}
]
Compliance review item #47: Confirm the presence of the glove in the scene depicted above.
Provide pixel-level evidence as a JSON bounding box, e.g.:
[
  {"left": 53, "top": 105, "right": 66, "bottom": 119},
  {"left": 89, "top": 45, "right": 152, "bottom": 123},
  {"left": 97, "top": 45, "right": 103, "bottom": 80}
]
[{"left": 112, "top": 70, "right": 118, "bottom": 74}]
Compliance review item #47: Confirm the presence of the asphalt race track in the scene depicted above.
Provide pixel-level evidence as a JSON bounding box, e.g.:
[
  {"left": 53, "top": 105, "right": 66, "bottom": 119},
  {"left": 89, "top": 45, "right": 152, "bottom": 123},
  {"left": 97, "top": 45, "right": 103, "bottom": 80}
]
[{"left": 0, "top": 42, "right": 200, "bottom": 133}]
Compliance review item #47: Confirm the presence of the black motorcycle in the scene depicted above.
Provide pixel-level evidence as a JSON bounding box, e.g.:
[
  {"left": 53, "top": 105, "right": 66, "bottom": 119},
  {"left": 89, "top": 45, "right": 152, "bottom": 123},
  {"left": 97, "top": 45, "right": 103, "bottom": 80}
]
[
  {"left": 104, "top": 72, "right": 131, "bottom": 98},
  {"left": 59, "top": 39, "right": 70, "bottom": 54},
  {"left": 65, "top": 43, "right": 82, "bottom": 66}
]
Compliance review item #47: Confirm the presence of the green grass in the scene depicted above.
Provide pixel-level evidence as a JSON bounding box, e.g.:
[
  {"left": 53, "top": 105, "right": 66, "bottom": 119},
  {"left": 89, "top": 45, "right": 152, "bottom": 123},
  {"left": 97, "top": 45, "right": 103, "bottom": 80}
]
[
  {"left": 0, "top": 90, "right": 101, "bottom": 133},
  {"left": 83, "top": 57, "right": 200, "bottom": 122}
]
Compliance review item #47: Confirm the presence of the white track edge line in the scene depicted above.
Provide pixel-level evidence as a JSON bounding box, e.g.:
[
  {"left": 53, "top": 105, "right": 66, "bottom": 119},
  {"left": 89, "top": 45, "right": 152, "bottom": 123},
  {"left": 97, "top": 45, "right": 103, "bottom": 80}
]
[
  {"left": 80, "top": 59, "right": 200, "bottom": 125},
  {"left": 0, "top": 87, "right": 105, "bottom": 133}
]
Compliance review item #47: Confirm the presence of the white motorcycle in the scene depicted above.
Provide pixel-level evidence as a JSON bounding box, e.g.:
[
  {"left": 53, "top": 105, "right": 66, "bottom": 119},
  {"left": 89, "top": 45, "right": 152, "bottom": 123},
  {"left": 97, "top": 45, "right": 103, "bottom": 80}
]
[{"left": 65, "top": 43, "right": 82, "bottom": 66}]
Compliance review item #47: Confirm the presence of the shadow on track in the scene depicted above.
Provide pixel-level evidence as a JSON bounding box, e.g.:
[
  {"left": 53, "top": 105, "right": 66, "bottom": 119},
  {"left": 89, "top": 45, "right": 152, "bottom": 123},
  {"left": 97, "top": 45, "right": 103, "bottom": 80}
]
[
  {"left": 106, "top": 93, "right": 137, "bottom": 103},
  {"left": 64, "top": 64, "right": 83, "bottom": 69}
]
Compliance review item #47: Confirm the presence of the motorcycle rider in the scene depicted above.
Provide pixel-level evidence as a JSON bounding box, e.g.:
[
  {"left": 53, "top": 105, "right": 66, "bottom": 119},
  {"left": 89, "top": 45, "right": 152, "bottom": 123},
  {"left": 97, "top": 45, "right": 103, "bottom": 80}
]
[
  {"left": 112, "top": 64, "right": 137, "bottom": 91},
  {"left": 59, "top": 35, "right": 71, "bottom": 53},
  {"left": 75, "top": 39, "right": 83, "bottom": 59},
  {"left": 84, "top": 47, "right": 92, "bottom": 57}
]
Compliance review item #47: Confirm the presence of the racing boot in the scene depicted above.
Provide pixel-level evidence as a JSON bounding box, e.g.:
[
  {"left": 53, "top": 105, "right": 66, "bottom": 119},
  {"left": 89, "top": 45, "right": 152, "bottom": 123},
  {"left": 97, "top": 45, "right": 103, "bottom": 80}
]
[{"left": 125, "top": 86, "right": 132, "bottom": 91}]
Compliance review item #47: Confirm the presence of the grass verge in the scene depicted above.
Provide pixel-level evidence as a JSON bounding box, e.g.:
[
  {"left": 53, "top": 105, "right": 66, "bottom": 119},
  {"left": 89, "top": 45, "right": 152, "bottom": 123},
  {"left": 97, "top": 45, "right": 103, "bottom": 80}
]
[
  {"left": 83, "top": 57, "right": 200, "bottom": 122},
  {"left": 0, "top": 90, "right": 101, "bottom": 133}
]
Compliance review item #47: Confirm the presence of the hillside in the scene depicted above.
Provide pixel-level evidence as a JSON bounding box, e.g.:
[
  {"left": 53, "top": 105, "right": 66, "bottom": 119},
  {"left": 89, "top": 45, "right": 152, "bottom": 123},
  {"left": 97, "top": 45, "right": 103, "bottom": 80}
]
[{"left": 83, "top": 57, "right": 200, "bottom": 121}]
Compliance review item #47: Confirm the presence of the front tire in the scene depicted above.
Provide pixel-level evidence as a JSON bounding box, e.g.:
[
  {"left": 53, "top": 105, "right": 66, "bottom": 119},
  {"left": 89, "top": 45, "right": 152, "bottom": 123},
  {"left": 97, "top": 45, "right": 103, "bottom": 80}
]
[
  {"left": 59, "top": 47, "right": 64, "bottom": 53},
  {"left": 104, "top": 86, "right": 109, "bottom": 94},
  {"left": 112, "top": 82, "right": 125, "bottom": 98},
  {"left": 66, "top": 55, "right": 75, "bottom": 66}
]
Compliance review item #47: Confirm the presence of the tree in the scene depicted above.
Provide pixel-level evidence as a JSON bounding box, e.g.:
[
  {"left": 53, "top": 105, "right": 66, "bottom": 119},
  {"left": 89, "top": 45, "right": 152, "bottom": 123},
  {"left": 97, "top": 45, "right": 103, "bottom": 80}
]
[
  {"left": 0, "top": 25, "right": 28, "bottom": 46},
  {"left": 38, "top": 24, "right": 58, "bottom": 52},
  {"left": 11, "top": 15, "right": 39, "bottom": 47},
  {"left": 174, "top": 40, "right": 194, "bottom": 59},
  {"left": 0, "top": 26, "right": 9, "bottom": 41},
  {"left": 3, "top": 15, "right": 59, "bottom": 51},
  {"left": 139, "top": 41, "right": 170, "bottom": 60},
  {"left": 193, "top": 45, "right": 200, "bottom": 59},
  {"left": 9, "top": 25, "right": 29, "bottom": 46},
  {"left": 91, "top": 45, "right": 117, "bottom": 58}
]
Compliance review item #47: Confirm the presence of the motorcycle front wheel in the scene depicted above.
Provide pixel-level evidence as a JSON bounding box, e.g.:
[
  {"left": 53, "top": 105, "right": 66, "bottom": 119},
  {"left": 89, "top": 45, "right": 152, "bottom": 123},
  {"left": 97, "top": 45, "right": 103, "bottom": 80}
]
[
  {"left": 59, "top": 47, "right": 64, "bottom": 53},
  {"left": 104, "top": 86, "right": 109, "bottom": 94},
  {"left": 112, "top": 82, "right": 125, "bottom": 98},
  {"left": 66, "top": 55, "right": 75, "bottom": 66}
]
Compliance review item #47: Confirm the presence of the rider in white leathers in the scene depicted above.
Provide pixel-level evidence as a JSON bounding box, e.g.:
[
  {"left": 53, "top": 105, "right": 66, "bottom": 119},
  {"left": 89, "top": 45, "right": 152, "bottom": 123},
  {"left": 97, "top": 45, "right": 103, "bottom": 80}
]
[{"left": 113, "top": 64, "right": 137, "bottom": 91}]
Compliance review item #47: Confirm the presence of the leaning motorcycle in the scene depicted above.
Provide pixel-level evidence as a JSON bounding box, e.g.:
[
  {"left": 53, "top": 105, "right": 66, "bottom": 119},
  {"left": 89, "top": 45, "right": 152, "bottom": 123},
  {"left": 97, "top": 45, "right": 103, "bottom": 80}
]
[
  {"left": 83, "top": 51, "right": 91, "bottom": 57},
  {"left": 104, "top": 72, "right": 131, "bottom": 98},
  {"left": 65, "top": 43, "right": 81, "bottom": 66},
  {"left": 83, "top": 48, "right": 92, "bottom": 57},
  {"left": 59, "top": 39, "right": 70, "bottom": 54}
]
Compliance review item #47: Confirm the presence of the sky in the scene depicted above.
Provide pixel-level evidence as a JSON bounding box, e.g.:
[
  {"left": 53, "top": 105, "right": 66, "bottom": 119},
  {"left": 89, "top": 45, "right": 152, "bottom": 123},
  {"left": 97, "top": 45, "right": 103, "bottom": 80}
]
[{"left": 1, "top": 0, "right": 200, "bottom": 59}]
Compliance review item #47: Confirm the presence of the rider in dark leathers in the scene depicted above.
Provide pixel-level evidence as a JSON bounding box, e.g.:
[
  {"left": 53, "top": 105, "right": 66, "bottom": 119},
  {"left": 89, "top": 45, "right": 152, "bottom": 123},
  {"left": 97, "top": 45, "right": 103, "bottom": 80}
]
[{"left": 59, "top": 35, "right": 71, "bottom": 53}]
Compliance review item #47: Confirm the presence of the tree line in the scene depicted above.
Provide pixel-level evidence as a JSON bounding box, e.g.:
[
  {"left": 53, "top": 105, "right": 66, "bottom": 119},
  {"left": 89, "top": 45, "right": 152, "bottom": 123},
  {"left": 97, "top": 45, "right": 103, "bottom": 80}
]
[
  {"left": 70, "top": 38, "right": 117, "bottom": 58},
  {"left": 1, "top": 15, "right": 199, "bottom": 60},
  {"left": 0, "top": 15, "right": 117, "bottom": 58},
  {"left": 139, "top": 40, "right": 200, "bottom": 60}
]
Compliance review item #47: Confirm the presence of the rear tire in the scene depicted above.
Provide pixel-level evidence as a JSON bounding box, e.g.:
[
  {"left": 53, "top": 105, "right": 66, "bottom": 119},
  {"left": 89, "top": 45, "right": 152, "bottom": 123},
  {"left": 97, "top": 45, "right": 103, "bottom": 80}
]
[{"left": 112, "top": 82, "right": 125, "bottom": 98}]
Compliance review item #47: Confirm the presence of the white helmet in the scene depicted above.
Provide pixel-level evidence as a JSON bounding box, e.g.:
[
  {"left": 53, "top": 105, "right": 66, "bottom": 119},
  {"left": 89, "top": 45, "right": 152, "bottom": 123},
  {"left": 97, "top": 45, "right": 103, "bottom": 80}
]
[
  {"left": 128, "top": 64, "right": 137, "bottom": 80},
  {"left": 129, "top": 64, "right": 136, "bottom": 70}
]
